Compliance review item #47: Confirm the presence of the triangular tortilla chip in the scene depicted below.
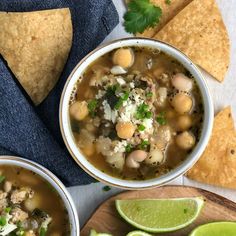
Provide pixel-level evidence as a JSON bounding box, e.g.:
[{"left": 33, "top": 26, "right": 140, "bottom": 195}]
[
  {"left": 154, "top": 0, "right": 230, "bottom": 82},
  {"left": 126, "top": 0, "right": 193, "bottom": 37},
  {"left": 187, "top": 107, "right": 236, "bottom": 189},
  {"left": 0, "top": 8, "right": 72, "bottom": 105}
]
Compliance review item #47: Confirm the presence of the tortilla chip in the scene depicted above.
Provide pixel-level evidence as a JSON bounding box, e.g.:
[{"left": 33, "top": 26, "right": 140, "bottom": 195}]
[
  {"left": 0, "top": 9, "right": 72, "bottom": 105},
  {"left": 154, "top": 0, "right": 230, "bottom": 82},
  {"left": 187, "top": 106, "right": 236, "bottom": 189},
  {"left": 126, "top": 0, "right": 193, "bottom": 37}
]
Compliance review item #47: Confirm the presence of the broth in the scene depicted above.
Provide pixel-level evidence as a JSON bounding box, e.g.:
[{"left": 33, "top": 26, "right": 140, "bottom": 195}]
[
  {"left": 69, "top": 47, "right": 204, "bottom": 180},
  {"left": 0, "top": 165, "right": 70, "bottom": 235}
]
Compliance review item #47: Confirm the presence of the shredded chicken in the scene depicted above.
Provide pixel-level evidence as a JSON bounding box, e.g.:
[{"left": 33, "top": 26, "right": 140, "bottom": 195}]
[
  {"left": 11, "top": 207, "right": 29, "bottom": 223},
  {"left": 0, "top": 191, "right": 8, "bottom": 211},
  {"left": 10, "top": 187, "right": 34, "bottom": 204}
]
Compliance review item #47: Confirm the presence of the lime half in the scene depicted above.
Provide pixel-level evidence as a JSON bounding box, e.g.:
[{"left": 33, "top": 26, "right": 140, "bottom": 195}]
[
  {"left": 189, "top": 222, "right": 236, "bottom": 236},
  {"left": 116, "top": 198, "right": 204, "bottom": 233},
  {"left": 89, "top": 229, "right": 112, "bottom": 236},
  {"left": 126, "top": 230, "right": 152, "bottom": 236}
]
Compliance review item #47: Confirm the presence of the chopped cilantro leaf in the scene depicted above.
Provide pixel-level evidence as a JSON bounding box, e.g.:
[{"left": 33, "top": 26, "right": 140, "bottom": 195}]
[
  {"left": 124, "top": 0, "right": 162, "bottom": 34},
  {"left": 39, "top": 227, "right": 47, "bottom": 236},
  {"left": 5, "top": 207, "right": 11, "bottom": 213},
  {"left": 103, "top": 186, "right": 111, "bottom": 192},
  {"left": 165, "top": 0, "right": 171, "bottom": 5},
  {"left": 146, "top": 92, "right": 153, "bottom": 97},
  {"left": 17, "top": 230, "right": 25, "bottom": 236},
  {"left": 0, "top": 175, "right": 5, "bottom": 183},
  {"left": 0, "top": 216, "right": 6, "bottom": 226},
  {"left": 156, "top": 117, "right": 166, "bottom": 125},
  {"left": 145, "top": 111, "right": 152, "bottom": 119},
  {"left": 138, "top": 124, "right": 146, "bottom": 131},
  {"left": 156, "top": 111, "right": 167, "bottom": 125},
  {"left": 108, "top": 84, "right": 120, "bottom": 92},
  {"left": 125, "top": 144, "right": 133, "bottom": 152},
  {"left": 139, "top": 140, "right": 150, "bottom": 150},
  {"left": 135, "top": 103, "right": 152, "bottom": 120},
  {"left": 88, "top": 99, "right": 98, "bottom": 117},
  {"left": 115, "top": 91, "right": 129, "bottom": 110}
]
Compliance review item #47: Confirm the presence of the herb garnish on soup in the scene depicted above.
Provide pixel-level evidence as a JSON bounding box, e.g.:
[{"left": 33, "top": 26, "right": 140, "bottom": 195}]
[{"left": 69, "top": 47, "right": 204, "bottom": 180}]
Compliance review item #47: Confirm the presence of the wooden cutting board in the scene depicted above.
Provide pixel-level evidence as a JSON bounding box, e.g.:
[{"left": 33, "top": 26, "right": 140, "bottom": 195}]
[{"left": 81, "top": 185, "right": 236, "bottom": 236}]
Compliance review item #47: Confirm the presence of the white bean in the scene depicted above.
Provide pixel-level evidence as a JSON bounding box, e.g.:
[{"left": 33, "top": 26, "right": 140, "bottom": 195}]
[
  {"left": 110, "top": 65, "right": 127, "bottom": 75},
  {"left": 172, "top": 73, "right": 193, "bottom": 91},
  {"left": 126, "top": 150, "right": 148, "bottom": 168}
]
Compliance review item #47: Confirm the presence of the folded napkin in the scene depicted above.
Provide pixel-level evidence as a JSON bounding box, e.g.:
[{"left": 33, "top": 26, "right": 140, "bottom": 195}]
[{"left": 0, "top": 0, "right": 119, "bottom": 186}]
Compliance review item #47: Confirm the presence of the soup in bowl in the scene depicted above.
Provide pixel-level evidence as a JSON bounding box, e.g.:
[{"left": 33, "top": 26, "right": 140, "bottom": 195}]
[
  {"left": 0, "top": 156, "right": 79, "bottom": 236},
  {"left": 60, "top": 38, "right": 213, "bottom": 189}
]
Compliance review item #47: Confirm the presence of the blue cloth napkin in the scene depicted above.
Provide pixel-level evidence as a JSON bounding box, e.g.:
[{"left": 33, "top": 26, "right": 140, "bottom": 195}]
[{"left": 0, "top": 0, "right": 119, "bottom": 186}]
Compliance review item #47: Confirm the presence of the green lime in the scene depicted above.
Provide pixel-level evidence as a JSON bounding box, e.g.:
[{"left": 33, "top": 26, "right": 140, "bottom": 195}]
[
  {"left": 189, "top": 222, "right": 236, "bottom": 236},
  {"left": 89, "top": 229, "right": 112, "bottom": 236},
  {"left": 126, "top": 230, "right": 152, "bottom": 236},
  {"left": 116, "top": 198, "right": 204, "bottom": 233}
]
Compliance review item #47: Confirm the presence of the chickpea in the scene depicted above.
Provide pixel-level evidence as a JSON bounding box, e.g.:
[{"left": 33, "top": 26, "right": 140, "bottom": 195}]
[
  {"left": 112, "top": 48, "right": 134, "bottom": 68},
  {"left": 176, "top": 131, "right": 196, "bottom": 150},
  {"left": 177, "top": 115, "right": 193, "bottom": 131},
  {"left": 171, "top": 93, "right": 193, "bottom": 114},
  {"left": 116, "top": 122, "right": 135, "bottom": 139},
  {"left": 69, "top": 101, "right": 89, "bottom": 121},
  {"left": 166, "top": 109, "right": 176, "bottom": 119},
  {"left": 81, "top": 144, "right": 95, "bottom": 156}
]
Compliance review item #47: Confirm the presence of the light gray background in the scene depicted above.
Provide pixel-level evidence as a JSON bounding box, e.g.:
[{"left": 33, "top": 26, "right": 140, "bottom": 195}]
[{"left": 67, "top": 0, "right": 236, "bottom": 228}]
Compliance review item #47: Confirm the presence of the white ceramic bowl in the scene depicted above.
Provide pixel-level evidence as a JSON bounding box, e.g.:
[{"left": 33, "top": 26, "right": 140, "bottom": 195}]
[
  {"left": 0, "top": 156, "right": 79, "bottom": 235},
  {"left": 60, "top": 38, "right": 214, "bottom": 189}
]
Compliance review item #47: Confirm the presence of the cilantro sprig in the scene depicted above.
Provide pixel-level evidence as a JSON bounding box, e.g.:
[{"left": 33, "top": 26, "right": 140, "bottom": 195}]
[{"left": 124, "top": 0, "right": 162, "bottom": 34}]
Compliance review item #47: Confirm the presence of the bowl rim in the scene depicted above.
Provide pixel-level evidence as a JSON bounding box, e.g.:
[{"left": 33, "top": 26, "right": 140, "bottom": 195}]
[
  {"left": 59, "top": 37, "right": 214, "bottom": 190},
  {"left": 0, "top": 155, "right": 80, "bottom": 235}
]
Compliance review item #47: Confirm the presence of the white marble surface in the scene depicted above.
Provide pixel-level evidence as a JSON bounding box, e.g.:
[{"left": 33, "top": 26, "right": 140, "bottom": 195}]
[{"left": 67, "top": 0, "right": 236, "bottom": 228}]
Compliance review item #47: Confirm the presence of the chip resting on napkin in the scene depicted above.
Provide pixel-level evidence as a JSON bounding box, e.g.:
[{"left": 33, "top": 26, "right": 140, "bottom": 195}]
[
  {"left": 0, "top": 0, "right": 119, "bottom": 186},
  {"left": 0, "top": 8, "right": 72, "bottom": 105},
  {"left": 187, "top": 107, "right": 236, "bottom": 189},
  {"left": 154, "top": 0, "right": 230, "bottom": 82},
  {"left": 126, "top": 0, "right": 193, "bottom": 37}
]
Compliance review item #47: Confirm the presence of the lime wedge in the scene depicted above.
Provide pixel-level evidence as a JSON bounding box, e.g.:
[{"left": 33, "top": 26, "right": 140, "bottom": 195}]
[
  {"left": 89, "top": 229, "right": 112, "bottom": 236},
  {"left": 189, "top": 222, "right": 236, "bottom": 236},
  {"left": 126, "top": 230, "right": 152, "bottom": 236},
  {"left": 116, "top": 198, "right": 204, "bottom": 233}
]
